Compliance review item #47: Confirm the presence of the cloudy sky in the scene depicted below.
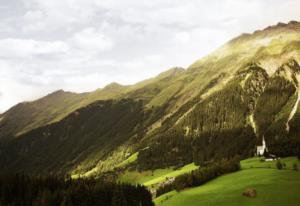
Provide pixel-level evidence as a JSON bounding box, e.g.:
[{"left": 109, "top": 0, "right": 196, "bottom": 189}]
[{"left": 0, "top": 0, "right": 299, "bottom": 112}]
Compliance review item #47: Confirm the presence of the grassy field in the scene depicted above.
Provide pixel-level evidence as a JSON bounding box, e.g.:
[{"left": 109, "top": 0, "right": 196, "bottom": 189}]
[
  {"left": 118, "top": 163, "right": 198, "bottom": 187},
  {"left": 154, "top": 157, "right": 300, "bottom": 206}
]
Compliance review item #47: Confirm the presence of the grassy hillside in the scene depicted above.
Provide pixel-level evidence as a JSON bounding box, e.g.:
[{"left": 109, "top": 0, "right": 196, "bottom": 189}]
[
  {"left": 0, "top": 85, "right": 126, "bottom": 139},
  {"left": 155, "top": 157, "right": 300, "bottom": 206},
  {"left": 0, "top": 90, "right": 87, "bottom": 139}
]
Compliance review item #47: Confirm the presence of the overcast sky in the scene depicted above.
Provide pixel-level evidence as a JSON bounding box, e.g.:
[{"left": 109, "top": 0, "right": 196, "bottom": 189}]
[{"left": 0, "top": 0, "right": 300, "bottom": 112}]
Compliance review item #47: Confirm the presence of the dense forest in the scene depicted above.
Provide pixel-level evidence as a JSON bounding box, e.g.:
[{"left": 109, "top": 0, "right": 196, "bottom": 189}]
[{"left": 0, "top": 174, "right": 153, "bottom": 206}]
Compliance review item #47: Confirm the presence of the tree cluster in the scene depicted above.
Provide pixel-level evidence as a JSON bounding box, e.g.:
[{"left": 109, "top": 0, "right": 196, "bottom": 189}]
[{"left": 0, "top": 174, "right": 153, "bottom": 206}]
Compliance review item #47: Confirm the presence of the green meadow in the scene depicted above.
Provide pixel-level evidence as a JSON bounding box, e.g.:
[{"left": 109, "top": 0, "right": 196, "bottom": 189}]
[{"left": 154, "top": 157, "right": 300, "bottom": 206}]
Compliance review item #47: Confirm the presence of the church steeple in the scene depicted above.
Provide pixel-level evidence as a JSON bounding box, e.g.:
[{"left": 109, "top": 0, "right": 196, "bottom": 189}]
[
  {"left": 262, "top": 137, "right": 266, "bottom": 148},
  {"left": 257, "top": 136, "right": 267, "bottom": 156}
]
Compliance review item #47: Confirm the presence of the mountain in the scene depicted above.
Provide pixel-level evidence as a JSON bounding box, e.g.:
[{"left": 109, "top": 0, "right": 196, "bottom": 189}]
[
  {"left": 1, "top": 21, "right": 300, "bottom": 176},
  {"left": 0, "top": 68, "right": 183, "bottom": 140},
  {"left": 0, "top": 99, "right": 149, "bottom": 174},
  {"left": 0, "top": 85, "right": 126, "bottom": 140}
]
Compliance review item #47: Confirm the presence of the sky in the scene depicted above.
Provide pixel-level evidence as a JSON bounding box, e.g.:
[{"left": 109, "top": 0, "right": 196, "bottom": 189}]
[{"left": 0, "top": 0, "right": 300, "bottom": 113}]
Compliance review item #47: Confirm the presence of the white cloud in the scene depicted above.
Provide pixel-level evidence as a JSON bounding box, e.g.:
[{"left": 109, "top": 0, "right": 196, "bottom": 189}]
[
  {"left": 22, "top": 0, "right": 99, "bottom": 29},
  {"left": 70, "top": 27, "right": 114, "bottom": 52},
  {"left": 24, "top": 10, "right": 44, "bottom": 21},
  {"left": 0, "top": 38, "right": 68, "bottom": 58},
  {"left": 174, "top": 32, "right": 190, "bottom": 44},
  {"left": 22, "top": 10, "right": 46, "bottom": 32}
]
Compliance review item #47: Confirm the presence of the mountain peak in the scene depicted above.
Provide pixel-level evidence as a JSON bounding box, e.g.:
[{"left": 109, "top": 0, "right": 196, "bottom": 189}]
[
  {"left": 103, "top": 82, "right": 124, "bottom": 90},
  {"left": 51, "top": 89, "right": 65, "bottom": 94},
  {"left": 45, "top": 89, "right": 80, "bottom": 98},
  {"left": 229, "top": 21, "right": 300, "bottom": 45},
  {"left": 262, "top": 20, "right": 300, "bottom": 32}
]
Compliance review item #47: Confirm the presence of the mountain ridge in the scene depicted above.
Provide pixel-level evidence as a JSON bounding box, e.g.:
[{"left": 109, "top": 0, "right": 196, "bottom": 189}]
[
  {"left": 1, "top": 21, "right": 300, "bottom": 177},
  {"left": 0, "top": 66, "right": 185, "bottom": 139}
]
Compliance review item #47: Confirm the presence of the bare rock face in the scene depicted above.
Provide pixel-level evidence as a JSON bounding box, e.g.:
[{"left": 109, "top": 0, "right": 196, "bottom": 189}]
[{"left": 242, "top": 188, "right": 257, "bottom": 198}]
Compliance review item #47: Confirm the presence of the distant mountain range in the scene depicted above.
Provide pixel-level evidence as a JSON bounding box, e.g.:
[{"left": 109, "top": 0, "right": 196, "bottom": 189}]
[{"left": 1, "top": 21, "right": 300, "bottom": 176}]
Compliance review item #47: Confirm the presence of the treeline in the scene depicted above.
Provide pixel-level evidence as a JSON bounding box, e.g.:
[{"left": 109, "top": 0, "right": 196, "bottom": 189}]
[
  {"left": 0, "top": 174, "right": 153, "bottom": 206},
  {"left": 156, "top": 157, "right": 241, "bottom": 197}
]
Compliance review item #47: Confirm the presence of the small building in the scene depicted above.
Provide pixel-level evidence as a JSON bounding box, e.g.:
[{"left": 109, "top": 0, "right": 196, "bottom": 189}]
[{"left": 256, "top": 137, "right": 267, "bottom": 156}]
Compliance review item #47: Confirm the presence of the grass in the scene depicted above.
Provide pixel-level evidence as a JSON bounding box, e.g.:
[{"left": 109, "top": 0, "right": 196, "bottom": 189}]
[
  {"left": 241, "top": 156, "right": 300, "bottom": 170},
  {"left": 119, "top": 168, "right": 173, "bottom": 185},
  {"left": 144, "top": 163, "right": 198, "bottom": 186},
  {"left": 155, "top": 157, "right": 300, "bottom": 206},
  {"left": 148, "top": 82, "right": 183, "bottom": 107},
  {"left": 116, "top": 152, "right": 138, "bottom": 168},
  {"left": 118, "top": 163, "right": 198, "bottom": 187}
]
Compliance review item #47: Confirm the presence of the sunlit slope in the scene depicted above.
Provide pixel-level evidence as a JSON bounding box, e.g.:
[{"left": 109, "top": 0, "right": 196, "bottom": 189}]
[
  {"left": 139, "top": 21, "right": 300, "bottom": 141},
  {"left": 163, "top": 21, "right": 300, "bottom": 113}
]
